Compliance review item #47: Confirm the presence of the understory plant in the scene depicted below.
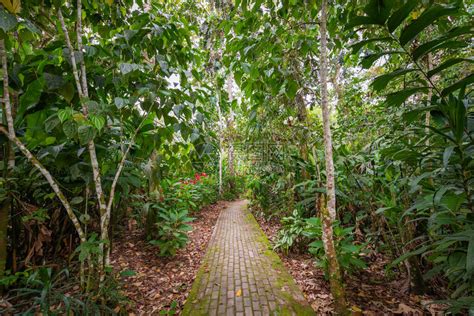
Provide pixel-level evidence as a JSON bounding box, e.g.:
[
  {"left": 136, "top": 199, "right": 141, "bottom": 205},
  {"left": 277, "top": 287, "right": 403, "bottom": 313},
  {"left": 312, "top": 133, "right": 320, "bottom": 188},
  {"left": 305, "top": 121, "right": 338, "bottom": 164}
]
[
  {"left": 149, "top": 207, "right": 194, "bottom": 257},
  {"left": 274, "top": 209, "right": 308, "bottom": 254},
  {"left": 304, "top": 218, "right": 367, "bottom": 276}
]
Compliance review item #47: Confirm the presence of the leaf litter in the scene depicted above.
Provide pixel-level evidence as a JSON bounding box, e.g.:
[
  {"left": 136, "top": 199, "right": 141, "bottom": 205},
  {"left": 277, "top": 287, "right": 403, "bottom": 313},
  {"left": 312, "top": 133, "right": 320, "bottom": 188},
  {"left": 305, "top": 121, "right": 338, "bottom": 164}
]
[{"left": 111, "top": 201, "right": 225, "bottom": 315}]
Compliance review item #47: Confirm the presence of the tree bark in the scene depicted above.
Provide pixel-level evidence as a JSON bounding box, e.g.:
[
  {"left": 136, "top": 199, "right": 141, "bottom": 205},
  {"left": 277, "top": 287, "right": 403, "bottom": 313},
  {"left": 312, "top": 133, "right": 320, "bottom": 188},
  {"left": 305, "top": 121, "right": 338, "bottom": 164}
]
[
  {"left": 318, "top": 1, "right": 349, "bottom": 314},
  {"left": 58, "top": 7, "right": 108, "bottom": 277},
  {"left": 0, "top": 40, "right": 86, "bottom": 244}
]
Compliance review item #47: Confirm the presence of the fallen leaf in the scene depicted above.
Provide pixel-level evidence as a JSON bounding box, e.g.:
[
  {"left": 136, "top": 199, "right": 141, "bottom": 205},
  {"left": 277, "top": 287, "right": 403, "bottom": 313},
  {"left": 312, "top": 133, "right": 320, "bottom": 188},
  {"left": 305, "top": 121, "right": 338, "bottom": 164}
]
[{"left": 236, "top": 289, "right": 242, "bottom": 297}]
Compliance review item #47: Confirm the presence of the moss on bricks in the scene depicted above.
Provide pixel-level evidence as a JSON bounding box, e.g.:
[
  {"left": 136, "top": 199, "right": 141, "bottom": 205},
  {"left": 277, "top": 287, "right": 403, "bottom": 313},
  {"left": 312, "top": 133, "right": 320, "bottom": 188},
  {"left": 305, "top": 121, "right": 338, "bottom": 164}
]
[
  {"left": 181, "top": 256, "right": 211, "bottom": 315},
  {"left": 242, "top": 204, "right": 315, "bottom": 315}
]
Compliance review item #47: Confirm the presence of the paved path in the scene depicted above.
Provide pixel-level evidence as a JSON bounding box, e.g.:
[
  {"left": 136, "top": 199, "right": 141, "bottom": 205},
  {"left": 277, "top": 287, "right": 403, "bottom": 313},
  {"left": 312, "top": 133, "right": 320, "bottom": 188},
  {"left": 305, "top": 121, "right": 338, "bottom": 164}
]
[{"left": 182, "top": 200, "right": 314, "bottom": 316}]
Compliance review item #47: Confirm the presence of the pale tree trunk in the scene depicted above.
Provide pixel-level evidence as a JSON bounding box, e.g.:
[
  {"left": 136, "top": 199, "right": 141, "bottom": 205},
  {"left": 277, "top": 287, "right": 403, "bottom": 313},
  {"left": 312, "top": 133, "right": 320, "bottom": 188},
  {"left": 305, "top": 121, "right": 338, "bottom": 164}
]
[
  {"left": 216, "top": 81, "right": 224, "bottom": 196},
  {"left": 58, "top": 7, "right": 108, "bottom": 277},
  {"left": 219, "top": 146, "right": 223, "bottom": 195},
  {"left": 318, "top": 1, "right": 348, "bottom": 314},
  {"left": 0, "top": 40, "right": 86, "bottom": 245},
  {"left": 297, "top": 93, "right": 309, "bottom": 180},
  {"left": 226, "top": 75, "right": 235, "bottom": 190}
]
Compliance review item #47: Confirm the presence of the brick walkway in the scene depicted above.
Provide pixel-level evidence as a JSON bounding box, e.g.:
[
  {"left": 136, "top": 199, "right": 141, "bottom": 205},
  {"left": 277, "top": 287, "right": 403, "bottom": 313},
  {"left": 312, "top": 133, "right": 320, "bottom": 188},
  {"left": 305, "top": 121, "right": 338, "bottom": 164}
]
[{"left": 182, "top": 200, "right": 314, "bottom": 316}]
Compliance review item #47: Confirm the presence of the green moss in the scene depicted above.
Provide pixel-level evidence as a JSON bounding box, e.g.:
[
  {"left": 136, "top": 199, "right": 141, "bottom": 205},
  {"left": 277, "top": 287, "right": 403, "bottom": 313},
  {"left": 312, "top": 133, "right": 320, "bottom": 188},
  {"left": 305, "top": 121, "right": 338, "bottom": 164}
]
[
  {"left": 184, "top": 203, "right": 315, "bottom": 315},
  {"left": 181, "top": 256, "right": 211, "bottom": 315},
  {"left": 242, "top": 205, "right": 316, "bottom": 315}
]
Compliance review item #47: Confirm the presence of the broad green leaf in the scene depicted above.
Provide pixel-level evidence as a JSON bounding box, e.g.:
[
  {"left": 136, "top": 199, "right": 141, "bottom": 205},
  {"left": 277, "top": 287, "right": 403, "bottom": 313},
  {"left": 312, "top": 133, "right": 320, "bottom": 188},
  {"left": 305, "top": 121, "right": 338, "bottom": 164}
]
[
  {"left": 0, "top": 8, "right": 17, "bottom": 31},
  {"left": 347, "top": 15, "right": 379, "bottom": 29},
  {"left": 44, "top": 115, "right": 60, "bottom": 133},
  {"left": 412, "top": 26, "right": 474, "bottom": 60},
  {"left": 441, "top": 74, "right": 474, "bottom": 96},
  {"left": 385, "top": 87, "right": 428, "bottom": 107},
  {"left": 350, "top": 37, "right": 394, "bottom": 54},
  {"left": 413, "top": 40, "right": 467, "bottom": 61},
  {"left": 77, "top": 125, "right": 96, "bottom": 145},
  {"left": 90, "top": 115, "right": 105, "bottom": 131},
  {"left": 399, "top": 5, "right": 459, "bottom": 46},
  {"left": 63, "top": 120, "right": 77, "bottom": 139},
  {"left": 387, "top": 0, "right": 420, "bottom": 33},
  {"left": 371, "top": 68, "right": 416, "bottom": 92},
  {"left": 58, "top": 82, "right": 75, "bottom": 103},
  {"left": 363, "top": 0, "right": 393, "bottom": 25},
  {"left": 71, "top": 197, "right": 84, "bottom": 205},
  {"left": 428, "top": 58, "right": 473, "bottom": 78},
  {"left": 361, "top": 51, "right": 405, "bottom": 69},
  {"left": 18, "top": 77, "right": 44, "bottom": 119},
  {"left": 58, "top": 108, "right": 73, "bottom": 123}
]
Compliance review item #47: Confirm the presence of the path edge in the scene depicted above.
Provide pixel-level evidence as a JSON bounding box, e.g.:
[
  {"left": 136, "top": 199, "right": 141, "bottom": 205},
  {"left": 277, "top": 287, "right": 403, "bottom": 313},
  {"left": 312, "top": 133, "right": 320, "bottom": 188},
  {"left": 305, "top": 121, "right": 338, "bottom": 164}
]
[
  {"left": 181, "top": 202, "right": 224, "bottom": 316},
  {"left": 243, "top": 204, "right": 316, "bottom": 316}
]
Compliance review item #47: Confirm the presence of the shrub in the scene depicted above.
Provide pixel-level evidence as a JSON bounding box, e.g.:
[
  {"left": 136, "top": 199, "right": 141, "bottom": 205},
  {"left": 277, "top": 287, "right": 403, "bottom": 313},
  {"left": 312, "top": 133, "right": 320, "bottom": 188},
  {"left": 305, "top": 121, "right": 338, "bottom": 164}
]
[
  {"left": 303, "top": 218, "right": 367, "bottom": 276},
  {"left": 274, "top": 209, "right": 308, "bottom": 254},
  {"left": 149, "top": 208, "right": 194, "bottom": 256}
]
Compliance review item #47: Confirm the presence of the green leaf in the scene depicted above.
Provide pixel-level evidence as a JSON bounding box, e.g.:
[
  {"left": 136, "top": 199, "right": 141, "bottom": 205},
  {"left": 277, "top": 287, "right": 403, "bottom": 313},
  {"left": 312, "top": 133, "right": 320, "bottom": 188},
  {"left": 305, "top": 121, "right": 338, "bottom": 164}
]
[
  {"left": 63, "top": 120, "right": 77, "bottom": 139},
  {"left": 387, "top": 0, "right": 420, "bottom": 33},
  {"left": 71, "top": 197, "right": 84, "bottom": 205},
  {"left": 371, "top": 68, "right": 416, "bottom": 92},
  {"left": 441, "top": 74, "right": 474, "bottom": 96},
  {"left": 412, "top": 40, "right": 467, "bottom": 61},
  {"left": 443, "top": 146, "right": 455, "bottom": 168},
  {"left": 467, "top": 236, "right": 474, "bottom": 276},
  {"left": 90, "top": 115, "right": 105, "bottom": 131},
  {"left": 0, "top": 8, "right": 17, "bottom": 32},
  {"left": 58, "top": 108, "right": 73, "bottom": 123},
  {"left": 399, "top": 5, "right": 459, "bottom": 46},
  {"left": 363, "top": 0, "right": 393, "bottom": 25},
  {"left": 361, "top": 51, "right": 405, "bottom": 69},
  {"left": 385, "top": 87, "right": 428, "bottom": 107},
  {"left": 428, "top": 58, "right": 473, "bottom": 78},
  {"left": 44, "top": 115, "right": 60, "bottom": 133},
  {"left": 114, "top": 97, "right": 127, "bottom": 109},
  {"left": 58, "top": 82, "right": 75, "bottom": 103},
  {"left": 77, "top": 125, "right": 96, "bottom": 145},
  {"left": 286, "top": 80, "right": 298, "bottom": 99},
  {"left": 18, "top": 77, "right": 45, "bottom": 119},
  {"left": 346, "top": 15, "right": 379, "bottom": 29},
  {"left": 120, "top": 269, "right": 137, "bottom": 277},
  {"left": 414, "top": 26, "right": 474, "bottom": 61},
  {"left": 350, "top": 37, "right": 394, "bottom": 54}
]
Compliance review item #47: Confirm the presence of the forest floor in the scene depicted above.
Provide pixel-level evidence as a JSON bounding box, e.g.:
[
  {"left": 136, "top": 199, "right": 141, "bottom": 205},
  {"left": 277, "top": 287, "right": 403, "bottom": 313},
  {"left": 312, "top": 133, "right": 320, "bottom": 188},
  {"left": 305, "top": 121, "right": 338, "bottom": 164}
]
[
  {"left": 110, "top": 199, "right": 447, "bottom": 315},
  {"left": 110, "top": 201, "right": 227, "bottom": 315},
  {"left": 255, "top": 215, "right": 447, "bottom": 315}
]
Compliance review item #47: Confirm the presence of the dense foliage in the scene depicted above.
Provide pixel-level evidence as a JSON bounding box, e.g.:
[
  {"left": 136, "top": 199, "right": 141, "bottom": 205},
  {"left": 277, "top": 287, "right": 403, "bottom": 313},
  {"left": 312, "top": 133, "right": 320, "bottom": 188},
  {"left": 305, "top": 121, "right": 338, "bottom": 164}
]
[{"left": 0, "top": 0, "right": 472, "bottom": 314}]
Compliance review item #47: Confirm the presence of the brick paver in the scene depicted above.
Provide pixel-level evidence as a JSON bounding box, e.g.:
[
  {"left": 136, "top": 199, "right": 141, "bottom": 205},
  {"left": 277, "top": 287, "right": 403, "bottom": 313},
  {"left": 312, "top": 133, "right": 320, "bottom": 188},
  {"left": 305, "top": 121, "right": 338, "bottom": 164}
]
[{"left": 182, "top": 200, "right": 314, "bottom": 316}]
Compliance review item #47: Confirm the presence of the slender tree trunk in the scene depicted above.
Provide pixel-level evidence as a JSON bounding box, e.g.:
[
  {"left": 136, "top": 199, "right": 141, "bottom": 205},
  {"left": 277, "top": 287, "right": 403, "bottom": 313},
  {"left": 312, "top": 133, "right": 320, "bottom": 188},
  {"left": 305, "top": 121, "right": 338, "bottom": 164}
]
[
  {"left": 0, "top": 40, "right": 86, "bottom": 244},
  {"left": 318, "top": 1, "right": 348, "bottom": 314},
  {"left": 216, "top": 83, "right": 224, "bottom": 196},
  {"left": 58, "top": 7, "right": 108, "bottom": 279},
  {"left": 226, "top": 75, "right": 235, "bottom": 192}
]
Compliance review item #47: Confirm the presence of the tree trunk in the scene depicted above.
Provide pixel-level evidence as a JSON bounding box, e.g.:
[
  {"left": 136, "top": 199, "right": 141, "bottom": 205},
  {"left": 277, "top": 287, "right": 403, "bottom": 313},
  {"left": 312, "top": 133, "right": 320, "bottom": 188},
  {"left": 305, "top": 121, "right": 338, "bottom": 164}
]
[
  {"left": 0, "top": 40, "right": 86, "bottom": 244},
  {"left": 318, "top": 1, "right": 349, "bottom": 314},
  {"left": 226, "top": 75, "right": 235, "bottom": 192}
]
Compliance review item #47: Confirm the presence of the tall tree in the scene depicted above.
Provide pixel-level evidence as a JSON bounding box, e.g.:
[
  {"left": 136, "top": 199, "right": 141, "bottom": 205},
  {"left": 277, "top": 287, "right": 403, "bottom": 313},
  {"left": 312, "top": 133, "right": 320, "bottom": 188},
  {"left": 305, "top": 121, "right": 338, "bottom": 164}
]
[{"left": 318, "top": 0, "right": 348, "bottom": 313}]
